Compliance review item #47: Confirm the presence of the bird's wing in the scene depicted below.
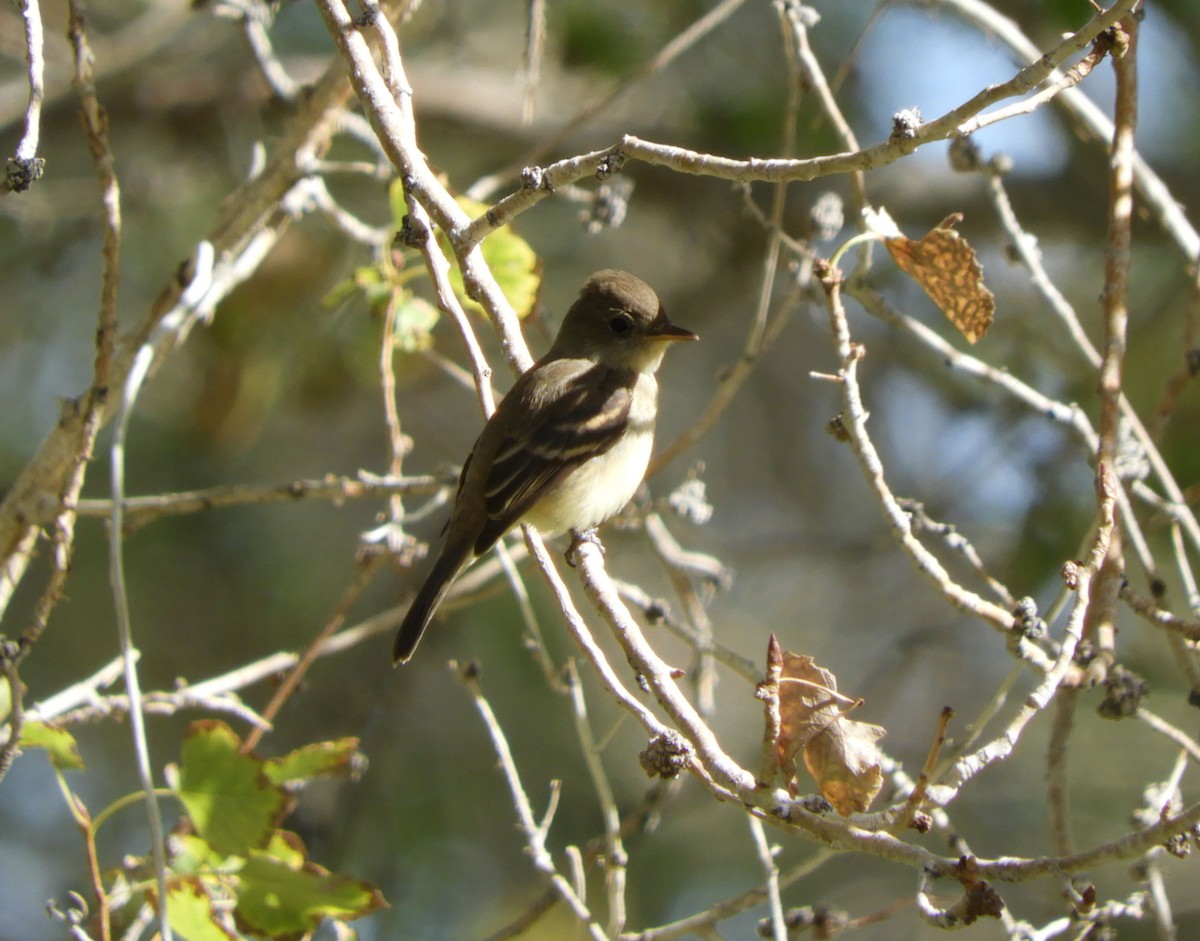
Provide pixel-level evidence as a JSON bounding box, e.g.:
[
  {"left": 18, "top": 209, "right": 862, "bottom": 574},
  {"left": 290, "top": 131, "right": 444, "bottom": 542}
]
[{"left": 474, "top": 361, "right": 635, "bottom": 553}]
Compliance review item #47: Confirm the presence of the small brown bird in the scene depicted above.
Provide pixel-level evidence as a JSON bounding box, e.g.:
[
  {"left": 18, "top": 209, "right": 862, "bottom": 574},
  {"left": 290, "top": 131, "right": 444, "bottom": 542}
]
[{"left": 393, "top": 269, "right": 697, "bottom": 664}]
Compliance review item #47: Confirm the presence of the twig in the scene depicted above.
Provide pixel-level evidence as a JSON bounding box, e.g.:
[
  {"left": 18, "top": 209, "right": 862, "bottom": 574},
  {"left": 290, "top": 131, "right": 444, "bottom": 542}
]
[
  {"left": 457, "top": 663, "right": 611, "bottom": 941},
  {"left": 65, "top": 5, "right": 171, "bottom": 933},
  {"left": 0, "top": 56, "right": 359, "bottom": 617},
  {"left": 303, "top": 175, "right": 391, "bottom": 244},
  {"left": 566, "top": 661, "right": 628, "bottom": 936},
  {"left": 622, "top": 850, "right": 834, "bottom": 941},
  {"left": 573, "top": 540, "right": 756, "bottom": 798},
  {"left": 613, "top": 577, "right": 759, "bottom": 682},
  {"left": 937, "top": 467, "right": 1118, "bottom": 800},
  {"left": 1149, "top": 263, "right": 1200, "bottom": 442},
  {"left": 462, "top": 0, "right": 1134, "bottom": 246},
  {"left": 1136, "top": 707, "right": 1200, "bottom": 766},
  {"left": 106, "top": 217, "right": 178, "bottom": 941},
  {"left": 1046, "top": 688, "right": 1080, "bottom": 857},
  {"left": 892, "top": 706, "right": 953, "bottom": 835},
  {"left": 216, "top": 0, "right": 301, "bottom": 102},
  {"left": 978, "top": 164, "right": 1158, "bottom": 581},
  {"left": 495, "top": 540, "right": 563, "bottom": 690},
  {"left": 954, "top": 29, "right": 1115, "bottom": 137},
  {"left": 748, "top": 816, "right": 786, "bottom": 941},
  {"left": 74, "top": 473, "right": 446, "bottom": 534},
  {"left": 757, "top": 635, "right": 782, "bottom": 787},
  {"left": 320, "top": 0, "right": 533, "bottom": 374},
  {"left": 815, "top": 266, "right": 1040, "bottom": 662},
  {"left": 29, "top": 610, "right": 394, "bottom": 728},
  {"left": 466, "top": 0, "right": 751, "bottom": 203},
  {"left": 644, "top": 0, "right": 811, "bottom": 479},
  {"left": 933, "top": 0, "right": 1196, "bottom": 262},
  {"left": 1082, "top": 12, "right": 1139, "bottom": 687},
  {"left": 900, "top": 500, "right": 1016, "bottom": 609},
  {"left": 644, "top": 513, "right": 720, "bottom": 714},
  {"left": 523, "top": 528, "right": 668, "bottom": 738},
  {"left": 521, "top": 0, "right": 545, "bottom": 125},
  {"left": 400, "top": 196, "right": 497, "bottom": 416},
  {"left": 1121, "top": 586, "right": 1200, "bottom": 643},
  {"left": 649, "top": 269, "right": 800, "bottom": 476},
  {"left": 3, "top": 0, "right": 46, "bottom": 195},
  {"left": 780, "top": 0, "right": 867, "bottom": 216},
  {"left": 241, "top": 553, "right": 387, "bottom": 753},
  {"left": 482, "top": 779, "right": 679, "bottom": 941}
]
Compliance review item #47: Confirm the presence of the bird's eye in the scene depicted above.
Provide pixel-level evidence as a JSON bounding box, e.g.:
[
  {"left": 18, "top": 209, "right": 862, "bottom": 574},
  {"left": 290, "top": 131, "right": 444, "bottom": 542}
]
[{"left": 608, "top": 313, "right": 634, "bottom": 335}]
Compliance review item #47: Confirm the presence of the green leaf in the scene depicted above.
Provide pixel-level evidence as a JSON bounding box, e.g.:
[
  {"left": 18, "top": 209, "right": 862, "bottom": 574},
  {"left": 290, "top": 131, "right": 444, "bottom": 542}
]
[
  {"left": 20, "top": 720, "right": 85, "bottom": 771},
  {"left": 166, "top": 880, "right": 238, "bottom": 941},
  {"left": 440, "top": 196, "right": 542, "bottom": 320},
  {"left": 235, "top": 844, "right": 386, "bottom": 937},
  {"left": 171, "top": 833, "right": 228, "bottom": 877},
  {"left": 261, "top": 829, "right": 307, "bottom": 868},
  {"left": 389, "top": 177, "right": 407, "bottom": 229},
  {"left": 394, "top": 297, "right": 440, "bottom": 352},
  {"left": 264, "top": 738, "right": 360, "bottom": 787},
  {"left": 0, "top": 672, "right": 10, "bottom": 723},
  {"left": 176, "top": 721, "right": 286, "bottom": 857}
]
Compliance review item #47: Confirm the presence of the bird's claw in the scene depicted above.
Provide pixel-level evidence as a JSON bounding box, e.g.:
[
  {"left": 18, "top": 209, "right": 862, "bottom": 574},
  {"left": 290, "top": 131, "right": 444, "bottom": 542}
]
[{"left": 566, "top": 528, "right": 604, "bottom": 567}]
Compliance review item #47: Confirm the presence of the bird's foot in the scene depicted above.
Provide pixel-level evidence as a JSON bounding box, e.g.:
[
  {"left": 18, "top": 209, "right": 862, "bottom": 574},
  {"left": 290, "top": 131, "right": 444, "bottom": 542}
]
[{"left": 566, "top": 528, "right": 604, "bottom": 567}]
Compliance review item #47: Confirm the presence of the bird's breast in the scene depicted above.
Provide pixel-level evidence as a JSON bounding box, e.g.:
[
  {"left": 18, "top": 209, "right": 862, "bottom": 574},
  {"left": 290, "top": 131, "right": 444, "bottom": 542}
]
[
  {"left": 524, "top": 374, "right": 658, "bottom": 536},
  {"left": 524, "top": 427, "right": 654, "bottom": 535}
]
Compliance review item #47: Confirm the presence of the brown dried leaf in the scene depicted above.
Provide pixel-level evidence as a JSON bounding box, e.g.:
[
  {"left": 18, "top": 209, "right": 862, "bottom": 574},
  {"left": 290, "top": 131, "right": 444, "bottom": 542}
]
[
  {"left": 774, "top": 653, "right": 886, "bottom": 815},
  {"left": 883, "top": 213, "right": 995, "bottom": 343},
  {"left": 803, "top": 716, "right": 886, "bottom": 816}
]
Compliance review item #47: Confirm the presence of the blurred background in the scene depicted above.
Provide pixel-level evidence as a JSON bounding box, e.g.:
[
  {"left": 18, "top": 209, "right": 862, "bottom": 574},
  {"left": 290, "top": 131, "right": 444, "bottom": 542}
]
[{"left": 2, "top": 0, "right": 1199, "bottom": 938}]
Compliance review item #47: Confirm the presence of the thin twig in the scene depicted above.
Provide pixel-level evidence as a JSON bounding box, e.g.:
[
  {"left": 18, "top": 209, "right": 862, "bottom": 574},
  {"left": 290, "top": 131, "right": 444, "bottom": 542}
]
[
  {"left": 3, "top": 0, "right": 46, "bottom": 195},
  {"left": 891, "top": 706, "right": 953, "bottom": 835},
  {"left": 74, "top": 473, "right": 446, "bottom": 534},
  {"left": 521, "top": 0, "right": 546, "bottom": 125},
  {"left": 938, "top": 467, "right": 1118, "bottom": 800},
  {"left": 1121, "top": 586, "right": 1200, "bottom": 643},
  {"left": 816, "top": 267, "right": 1039, "bottom": 661},
  {"left": 933, "top": 0, "right": 1196, "bottom": 262},
  {"left": 66, "top": 6, "right": 170, "bottom": 933},
  {"left": 461, "top": 0, "right": 1134, "bottom": 246},
  {"left": 0, "top": 57, "right": 359, "bottom": 616},
  {"left": 241, "top": 553, "right": 387, "bottom": 753},
  {"left": 748, "top": 816, "right": 786, "bottom": 941},
  {"left": 566, "top": 660, "right": 628, "bottom": 936},
  {"left": 1082, "top": 12, "right": 1139, "bottom": 687},
  {"left": 482, "top": 779, "right": 678, "bottom": 941},
  {"left": 466, "top": 0, "right": 751, "bottom": 203},
  {"left": 1046, "top": 687, "right": 1080, "bottom": 857},
  {"left": 457, "top": 663, "right": 611, "bottom": 941}
]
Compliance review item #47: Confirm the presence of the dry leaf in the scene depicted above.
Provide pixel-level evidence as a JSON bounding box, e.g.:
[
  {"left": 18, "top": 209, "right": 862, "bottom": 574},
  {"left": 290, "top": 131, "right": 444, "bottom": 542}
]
[
  {"left": 802, "top": 716, "right": 886, "bottom": 817},
  {"left": 773, "top": 653, "right": 886, "bottom": 815},
  {"left": 881, "top": 211, "right": 996, "bottom": 343}
]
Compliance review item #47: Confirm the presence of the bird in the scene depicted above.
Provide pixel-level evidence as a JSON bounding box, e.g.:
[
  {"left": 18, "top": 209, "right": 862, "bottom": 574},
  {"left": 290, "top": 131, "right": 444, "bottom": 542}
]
[{"left": 392, "top": 269, "right": 698, "bottom": 664}]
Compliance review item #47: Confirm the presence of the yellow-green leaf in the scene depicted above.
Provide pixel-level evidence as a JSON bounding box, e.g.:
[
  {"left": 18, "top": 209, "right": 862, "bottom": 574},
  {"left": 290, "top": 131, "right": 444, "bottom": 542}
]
[
  {"left": 166, "top": 880, "right": 238, "bottom": 941},
  {"left": 20, "top": 720, "right": 85, "bottom": 771},
  {"left": 439, "top": 196, "right": 541, "bottom": 320},
  {"left": 389, "top": 177, "right": 407, "bottom": 229},
  {"left": 264, "top": 738, "right": 360, "bottom": 787},
  {"left": 176, "top": 720, "right": 286, "bottom": 857},
  {"left": 171, "top": 833, "right": 229, "bottom": 877},
  {"left": 235, "top": 850, "right": 386, "bottom": 937},
  {"left": 393, "top": 297, "right": 440, "bottom": 352}
]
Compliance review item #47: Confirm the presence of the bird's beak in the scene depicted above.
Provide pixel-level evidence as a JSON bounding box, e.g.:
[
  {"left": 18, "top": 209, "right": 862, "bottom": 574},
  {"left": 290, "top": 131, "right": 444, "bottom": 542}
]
[{"left": 646, "top": 319, "right": 699, "bottom": 342}]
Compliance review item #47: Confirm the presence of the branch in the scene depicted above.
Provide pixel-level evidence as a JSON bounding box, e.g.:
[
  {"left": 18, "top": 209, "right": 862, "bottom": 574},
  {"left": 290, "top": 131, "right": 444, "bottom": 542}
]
[
  {"left": 3, "top": 0, "right": 46, "bottom": 194},
  {"left": 0, "top": 58, "right": 359, "bottom": 617}
]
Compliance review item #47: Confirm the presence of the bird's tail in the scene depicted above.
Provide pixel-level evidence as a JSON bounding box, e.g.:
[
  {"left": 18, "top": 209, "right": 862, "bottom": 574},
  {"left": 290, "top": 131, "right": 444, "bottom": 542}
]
[{"left": 392, "top": 541, "right": 471, "bottom": 665}]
